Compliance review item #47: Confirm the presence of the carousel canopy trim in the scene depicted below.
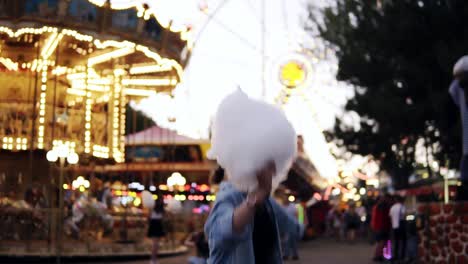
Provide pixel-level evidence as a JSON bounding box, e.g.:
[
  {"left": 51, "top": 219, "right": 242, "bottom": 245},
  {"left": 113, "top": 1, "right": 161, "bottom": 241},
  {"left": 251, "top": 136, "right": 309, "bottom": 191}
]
[
  {"left": 87, "top": 0, "right": 190, "bottom": 41},
  {"left": 0, "top": 25, "right": 183, "bottom": 82},
  {"left": 126, "top": 125, "right": 209, "bottom": 146},
  {"left": 0, "top": 23, "right": 185, "bottom": 162},
  {"left": 0, "top": 1, "right": 188, "bottom": 66}
]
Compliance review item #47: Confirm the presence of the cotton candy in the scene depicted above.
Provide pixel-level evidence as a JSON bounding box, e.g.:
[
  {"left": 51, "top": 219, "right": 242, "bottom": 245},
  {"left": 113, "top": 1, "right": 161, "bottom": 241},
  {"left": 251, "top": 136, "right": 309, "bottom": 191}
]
[
  {"left": 166, "top": 198, "right": 182, "bottom": 214},
  {"left": 141, "top": 190, "right": 155, "bottom": 209},
  {"left": 207, "top": 89, "right": 297, "bottom": 192}
]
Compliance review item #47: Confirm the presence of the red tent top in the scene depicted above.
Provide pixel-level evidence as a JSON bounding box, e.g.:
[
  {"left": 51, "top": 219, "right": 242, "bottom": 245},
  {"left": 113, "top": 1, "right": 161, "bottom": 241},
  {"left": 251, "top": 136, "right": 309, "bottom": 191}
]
[{"left": 125, "top": 125, "right": 209, "bottom": 146}]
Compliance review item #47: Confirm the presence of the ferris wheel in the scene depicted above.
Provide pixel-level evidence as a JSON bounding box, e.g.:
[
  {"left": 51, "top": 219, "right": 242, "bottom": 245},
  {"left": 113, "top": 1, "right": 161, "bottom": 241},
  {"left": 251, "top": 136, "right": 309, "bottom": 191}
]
[{"left": 178, "top": 0, "right": 343, "bottom": 179}]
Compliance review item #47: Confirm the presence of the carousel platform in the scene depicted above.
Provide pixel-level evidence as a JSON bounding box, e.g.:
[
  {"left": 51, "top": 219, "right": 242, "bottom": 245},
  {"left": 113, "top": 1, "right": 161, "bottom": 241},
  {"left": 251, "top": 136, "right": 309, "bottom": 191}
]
[{"left": 0, "top": 239, "right": 188, "bottom": 262}]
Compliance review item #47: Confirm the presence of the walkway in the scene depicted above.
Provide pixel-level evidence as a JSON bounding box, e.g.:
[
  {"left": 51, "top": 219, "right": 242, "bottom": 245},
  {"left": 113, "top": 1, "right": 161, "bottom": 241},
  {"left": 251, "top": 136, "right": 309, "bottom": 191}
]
[{"left": 78, "top": 239, "right": 375, "bottom": 264}]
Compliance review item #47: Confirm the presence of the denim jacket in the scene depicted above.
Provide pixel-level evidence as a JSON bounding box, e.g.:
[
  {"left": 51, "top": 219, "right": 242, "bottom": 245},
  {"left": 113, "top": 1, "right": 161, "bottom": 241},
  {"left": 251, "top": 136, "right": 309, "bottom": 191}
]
[{"left": 205, "top": 182, "right": 303, "bottom": 264}]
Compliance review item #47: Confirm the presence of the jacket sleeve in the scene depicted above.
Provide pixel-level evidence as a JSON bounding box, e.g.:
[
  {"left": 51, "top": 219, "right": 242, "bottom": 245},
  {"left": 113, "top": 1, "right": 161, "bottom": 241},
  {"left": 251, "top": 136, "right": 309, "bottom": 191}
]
[
  {"left": 271, "top": 199, "right": 304, "bottom": 240},
  {"left": 204, "top": 198, "right": 250, "bottom": 251},
  {"left": 449, "top": 80, "right": 460, "bottom": 106}
]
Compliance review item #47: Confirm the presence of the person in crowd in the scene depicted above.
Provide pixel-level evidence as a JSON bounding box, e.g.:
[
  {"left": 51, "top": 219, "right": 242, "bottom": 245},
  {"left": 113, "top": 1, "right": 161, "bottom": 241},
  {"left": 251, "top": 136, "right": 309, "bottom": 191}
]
[
  {"left": 327, "top": 207, "right": 343, "bottom": 241},
  {"left": 204, "top": 161, "right": 303, "bottom": 264},
  {"left": 405, "top": 209, "right": 419, "bottom": 263},
  {"left": 148, "top": 195, "right": 166, "bottom": 264},
  {"left": 449, "top": 56, "right": 468, "bottom": 200},
  {"left": 355, "top": 202, "right": 367, "bottom": 237},
  {"left": 364, "top": 195, "right": 377, "bottom": 243},
  {"left": 389, "top": 195, "right": 406, "bottom": 263},
  {"left": 24, "top": 183, "right": 47, "bottom": 209},
  {"left": 282, "top": 196, "right": 300, "bottom": 260},
  {"left": 371, "top": 195, "right": 392, "bottom": 262},
  {"left": 325, "top": 207, "right": 334, "bottom": 237},
  {"left": 344, "top": 204, "right": 360, "bottom": 243},
  {"left": 98, "top": 181, "right": 112, "bottom": 208}
]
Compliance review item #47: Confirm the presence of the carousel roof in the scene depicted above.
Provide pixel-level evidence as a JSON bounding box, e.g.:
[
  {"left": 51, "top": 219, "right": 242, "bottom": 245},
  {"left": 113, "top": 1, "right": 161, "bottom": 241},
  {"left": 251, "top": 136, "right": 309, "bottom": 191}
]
[
  {"left": 0, "top": 0, "right": 191, "bottom": 160},
  {"left": 126, "top": 125, "right": 209, "bottom": 146}
]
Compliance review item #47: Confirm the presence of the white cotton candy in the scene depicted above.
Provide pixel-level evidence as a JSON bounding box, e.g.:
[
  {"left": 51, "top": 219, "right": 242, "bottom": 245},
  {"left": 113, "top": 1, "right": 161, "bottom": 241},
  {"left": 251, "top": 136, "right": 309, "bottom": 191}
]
[
  {"left": 166, "top": 199, "right": 182, "bottom": 214},
  {"left": 141, "top": 190, "right": 155, "bottom": 209},
  {"left": 208, "top": 89, "right": 297, "bottom": 192}
]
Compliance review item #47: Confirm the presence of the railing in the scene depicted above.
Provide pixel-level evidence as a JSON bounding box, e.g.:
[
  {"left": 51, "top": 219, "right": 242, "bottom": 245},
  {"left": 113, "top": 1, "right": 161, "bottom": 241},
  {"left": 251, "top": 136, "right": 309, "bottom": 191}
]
[{"left": 0, "top": 203, "right": 189, "bottom": 257}]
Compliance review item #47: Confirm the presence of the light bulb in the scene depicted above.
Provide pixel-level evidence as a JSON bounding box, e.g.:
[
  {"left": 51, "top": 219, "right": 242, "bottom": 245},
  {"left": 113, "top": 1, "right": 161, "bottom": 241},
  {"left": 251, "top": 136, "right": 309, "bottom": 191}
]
[
  {"left": 46, "top": 150, "right": 58, "bottom": 162},
  {"left": 57, "top": 144, "right": 69, "bottom": 158},
  {"left": 67, "top": 152, "right": 79, "bottom": 164},
  {"left": 72, "top": 180, "right": 80, "bottom": 189},
  {"left": 178, "top": 176, "right": 186, "bottom": 186}
]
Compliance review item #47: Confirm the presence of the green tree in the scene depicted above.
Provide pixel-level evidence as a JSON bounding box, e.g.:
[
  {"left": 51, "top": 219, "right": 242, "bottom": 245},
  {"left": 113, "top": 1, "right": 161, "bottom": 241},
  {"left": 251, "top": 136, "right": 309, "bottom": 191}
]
[{"left": 318, "top": 0, "right": 468, "bottom": 188}]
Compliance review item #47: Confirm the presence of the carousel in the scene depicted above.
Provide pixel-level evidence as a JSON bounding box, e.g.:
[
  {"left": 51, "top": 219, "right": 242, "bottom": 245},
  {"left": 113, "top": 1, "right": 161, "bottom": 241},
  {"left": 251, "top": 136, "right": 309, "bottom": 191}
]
[{"left": 0, "top": 0, "right": 190, "bottom": 260}]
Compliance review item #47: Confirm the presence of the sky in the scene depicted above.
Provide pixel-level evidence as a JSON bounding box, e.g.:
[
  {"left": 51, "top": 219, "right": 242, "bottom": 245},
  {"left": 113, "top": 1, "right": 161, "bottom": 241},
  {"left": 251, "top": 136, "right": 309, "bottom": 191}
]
[{"left": 118, "top": 0, "right": 355, "bottom": 179}]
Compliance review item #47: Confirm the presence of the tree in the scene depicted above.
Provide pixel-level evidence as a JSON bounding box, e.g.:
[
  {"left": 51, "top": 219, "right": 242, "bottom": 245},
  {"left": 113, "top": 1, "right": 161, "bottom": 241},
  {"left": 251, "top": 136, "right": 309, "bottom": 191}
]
[{"left": 318, "top": 0, "right": 468, "bottom": 188}]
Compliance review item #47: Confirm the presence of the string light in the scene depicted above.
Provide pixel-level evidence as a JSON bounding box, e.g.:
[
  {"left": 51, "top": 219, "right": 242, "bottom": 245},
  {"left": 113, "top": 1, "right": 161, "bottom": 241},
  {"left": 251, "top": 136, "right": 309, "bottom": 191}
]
[
  {"left": 52, "top": 66, "right": 67, "bottom": 75},
  {"left": 121, "top": 78, "right": 178, "bottom": 86},
  {"left": 129, "top": 63, "right": 173, "bottom": 75},
  {"left": 87, "top": 46, "right": 135, "bottom": 66},
  {"left": 0, "top": 57, "right": 18, "bottom": 71},
  {"left": 37, "top": 66, "right": 48, "bottom": 149},
  {"left": 41, "top": 32, "right": 63, "bottom": 59},
  {"left": 84, "top": 79, "right": 92, "bottom": 153},
  {"left": 93, "top": 145, "right": 110, "bottom": 159},
  {"left": 2, "top": 137, "right": 27, "bottom": 150},
  {"left": 135, "top": 45, "right": 184, "bottom": 81},
  {"left": 67, "top": 88, "right": 86, "bottom": 96},
  {"left": 118, "top": 92, "right": 126, "bottom": 163},
  {"left": 61, "top": 29, "right": 93, "bottom": 42},
  {"left": 124, "top": 88, "right": 157, "bottom": 97},
  {"left": 112, "top": 73, "right": 121, "bottom": 161}
]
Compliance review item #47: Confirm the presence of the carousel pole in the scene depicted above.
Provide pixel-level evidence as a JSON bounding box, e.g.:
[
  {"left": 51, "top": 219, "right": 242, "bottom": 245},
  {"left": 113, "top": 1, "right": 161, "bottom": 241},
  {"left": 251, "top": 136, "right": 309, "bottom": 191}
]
[
  {"left": 52, "top": 39, "right": 66, "bottom": 264},
  {"left": 51, "top": 40, "right": 60, "bottom": 258},
  {"left": 51, "top": 33, "right": 60, "bottom": 147},
  {"left": 28, "top": 35, "right": 41, "bottom": 190},
  {"left": 56, "top": 157, "right": 65, "bottom": 264}
]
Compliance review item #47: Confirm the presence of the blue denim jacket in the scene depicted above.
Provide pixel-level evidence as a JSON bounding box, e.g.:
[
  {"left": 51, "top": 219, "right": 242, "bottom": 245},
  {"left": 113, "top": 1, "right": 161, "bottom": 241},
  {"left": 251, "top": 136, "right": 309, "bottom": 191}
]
[{"left": 204, "top": 182, "right": 302, "bottom": 264}]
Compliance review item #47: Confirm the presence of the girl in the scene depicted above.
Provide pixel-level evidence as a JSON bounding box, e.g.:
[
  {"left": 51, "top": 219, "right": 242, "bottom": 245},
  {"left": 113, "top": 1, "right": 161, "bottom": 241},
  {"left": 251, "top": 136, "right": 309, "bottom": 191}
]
[{"left": 147, "top": 196, "right": 166, "bottom": 264}]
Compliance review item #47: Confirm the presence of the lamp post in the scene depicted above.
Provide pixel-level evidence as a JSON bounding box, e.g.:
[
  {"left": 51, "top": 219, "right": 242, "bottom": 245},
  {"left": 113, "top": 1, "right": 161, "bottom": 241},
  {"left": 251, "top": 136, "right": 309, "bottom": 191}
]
[
  {"left": 46, "top": 144, "right": 79, "bottom": 264},
  {"left": 166, "top": 172, "right": 185, "bottom": 249},
  {"left": 167, "top": 172, "right": 186, "bottom": 189}
]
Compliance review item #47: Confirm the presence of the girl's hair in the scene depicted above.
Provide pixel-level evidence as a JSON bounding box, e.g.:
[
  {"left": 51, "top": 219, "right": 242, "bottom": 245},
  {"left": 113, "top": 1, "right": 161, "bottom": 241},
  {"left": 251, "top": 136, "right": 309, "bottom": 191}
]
[
  {"left": 211, "top": 166, "right": 225, "bottom": 185},
  {"left": 154, "top": 193, "right": 165, "bottom": 213}
]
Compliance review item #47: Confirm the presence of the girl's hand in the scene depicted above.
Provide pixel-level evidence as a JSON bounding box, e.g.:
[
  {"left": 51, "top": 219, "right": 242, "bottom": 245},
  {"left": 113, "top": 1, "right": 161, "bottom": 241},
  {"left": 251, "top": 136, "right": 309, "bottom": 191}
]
[{"left": 254, "top": 160, "right": 276, "bottom": 204}]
